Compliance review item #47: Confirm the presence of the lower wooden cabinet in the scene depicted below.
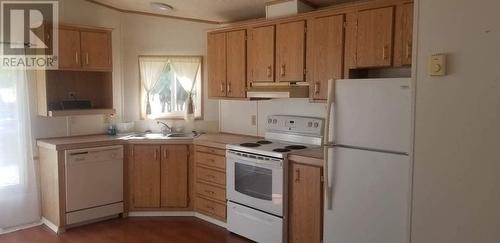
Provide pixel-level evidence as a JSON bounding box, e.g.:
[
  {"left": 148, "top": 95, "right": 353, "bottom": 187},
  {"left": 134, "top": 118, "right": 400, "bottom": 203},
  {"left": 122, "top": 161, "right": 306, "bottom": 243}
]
[
  {"left": 194, "top": 145, "right": 227, "bottom": 221},
  {"left": 129, "top": 144, "right": 191, "bottom": 210},
  {"left": 288, "top": 162, "right": 323, "bottom": 243}
]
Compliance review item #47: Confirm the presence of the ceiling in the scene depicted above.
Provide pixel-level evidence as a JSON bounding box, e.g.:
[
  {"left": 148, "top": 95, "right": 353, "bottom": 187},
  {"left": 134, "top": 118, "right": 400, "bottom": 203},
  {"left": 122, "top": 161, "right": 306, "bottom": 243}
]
[{"left": 89, "top": 0, "right": 356, "bottom": 23}]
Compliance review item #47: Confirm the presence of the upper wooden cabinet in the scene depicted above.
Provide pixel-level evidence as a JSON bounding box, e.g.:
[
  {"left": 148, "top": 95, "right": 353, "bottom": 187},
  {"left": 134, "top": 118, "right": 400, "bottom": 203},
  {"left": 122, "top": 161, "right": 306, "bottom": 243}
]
[
  {"left": 58, "top": 28, "right": 81, "bottom": 69},
  {"left": 57, "top": 25, "right": 112, "bottom": 72},
  {"left": 394, "top": 2, "right": 414, "bottom": 66},
  {"left": 80, "top": 31, "right": 112, "bottom": 71},
  {"left": 129, "top": 144, "right": 190, "bottom": 210},
  {"left": 226, "top": 30, "right": 247, "bottom": 98},
  {"left": 207, "top": 30, "right": 247, "bottom": 99},
  {"left": 276, "top": 21, "right": 306, "bottom": 82},
  {"left": 289, "top": 162, "right": 323, "bottom": 243},
  {"left": 207, "top": 32, "right": 227, "bottom": 97},
  {"left": 307, "top": 15, "right": 345, "bottom": 100},
  {"left": 248, "top": 25, "right": 275, "bottom": 83},
  {"left": 356, "top": 7, "right": 395, "bottom": 68}
]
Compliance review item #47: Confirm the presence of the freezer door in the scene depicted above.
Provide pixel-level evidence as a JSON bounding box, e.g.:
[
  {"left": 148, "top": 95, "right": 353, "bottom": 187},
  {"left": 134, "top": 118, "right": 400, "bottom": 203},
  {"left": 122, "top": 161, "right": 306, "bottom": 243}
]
[
  {"left": 334, "top": 78, "right": 411, "bottom": 153},
  {"left": 323, "top": 147, "right": 411, "bottom": 243}
]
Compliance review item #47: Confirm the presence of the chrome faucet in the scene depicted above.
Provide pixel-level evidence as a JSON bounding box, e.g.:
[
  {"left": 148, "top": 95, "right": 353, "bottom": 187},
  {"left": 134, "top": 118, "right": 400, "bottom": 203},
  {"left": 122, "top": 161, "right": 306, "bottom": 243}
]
[{"left": 157, "top": 121, "right": 173, "bottom": 135}]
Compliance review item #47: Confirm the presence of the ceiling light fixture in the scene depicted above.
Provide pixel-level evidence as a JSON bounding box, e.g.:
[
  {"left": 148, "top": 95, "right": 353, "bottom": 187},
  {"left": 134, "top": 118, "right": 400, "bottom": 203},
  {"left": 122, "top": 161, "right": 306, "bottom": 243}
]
[{"left": 150, "top": 2, "right": 174, "bottom": 11}]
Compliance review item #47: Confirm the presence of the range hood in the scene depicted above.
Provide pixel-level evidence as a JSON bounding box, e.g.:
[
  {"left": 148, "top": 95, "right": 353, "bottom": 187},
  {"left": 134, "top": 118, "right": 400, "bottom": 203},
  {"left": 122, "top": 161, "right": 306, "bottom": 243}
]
[{"left": 247, "top": 82, "right": 309, "bottom": 99}]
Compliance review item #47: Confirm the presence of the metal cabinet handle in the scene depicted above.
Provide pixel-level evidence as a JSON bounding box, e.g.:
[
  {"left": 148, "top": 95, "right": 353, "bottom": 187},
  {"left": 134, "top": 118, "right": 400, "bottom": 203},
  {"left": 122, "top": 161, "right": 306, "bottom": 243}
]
[
  {"left": 280, "top": 64, "right": 286, "bottom": 77},
  {"left": 314, "top": 82, "right": 320, "bottom": 95},
  {"left": 227, "top": 82, "right": 232, "bottom": 93},
  {"left": 85, "top": 53, "right": 89, "bottom": 65},
  {"left": 406, "top": 41, "right": 412, "bottom": 59},
  {"left": 75, "top": 52, "right": 79, "bottom": 64},
  {"left": 205, "top": 190, "right": 215, "bottom": 195},
  {"left": 295, "top": 168, "right": 300, "bottom": 183},
  {"left": 220, "top": 83, "right": 225, "bottom": 93},
  {"left": 206, "top": 174, "right": 216, "bottom": 179},
  {"left": 154, "top": 149, "right": 158, "bottom": 160},
  {"left": 267, "top": 65, "right": 272, "bottom": 77},
  {"left": 163, "top": 149, "right": 168, "bottom": 159}
]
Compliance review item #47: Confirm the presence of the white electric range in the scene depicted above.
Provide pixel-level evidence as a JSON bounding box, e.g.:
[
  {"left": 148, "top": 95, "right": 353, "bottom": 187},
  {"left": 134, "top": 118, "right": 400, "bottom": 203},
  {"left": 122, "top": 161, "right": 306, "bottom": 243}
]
[{"left": 226, "top": 115, "right": 324, "bottom": 243}]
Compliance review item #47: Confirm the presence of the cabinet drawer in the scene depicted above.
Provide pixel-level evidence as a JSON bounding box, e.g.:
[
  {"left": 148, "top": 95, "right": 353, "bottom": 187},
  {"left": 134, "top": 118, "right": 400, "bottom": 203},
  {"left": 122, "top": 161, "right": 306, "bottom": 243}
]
[
  {"left": 195, "top": 196, "right": 226, "bottom": 220},
  {"left": 196, "top": 182, "right": 226, "bottom": 202},
  {"left": 196, "top": 167, "right": 226, "bottom": 186},
  {"left": 195, "top": 146, "right": 225, "bottom": 156},
  {"left": 196, "top": 152, "right": 225, "bottom": 170}
]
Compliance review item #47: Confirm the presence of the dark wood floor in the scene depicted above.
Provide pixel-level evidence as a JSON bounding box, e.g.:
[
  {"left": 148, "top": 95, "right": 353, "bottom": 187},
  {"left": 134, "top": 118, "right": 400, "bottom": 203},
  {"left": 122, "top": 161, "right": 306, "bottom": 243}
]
[{"left": 0, "top": 217, "right": 252, "bottom": 243}]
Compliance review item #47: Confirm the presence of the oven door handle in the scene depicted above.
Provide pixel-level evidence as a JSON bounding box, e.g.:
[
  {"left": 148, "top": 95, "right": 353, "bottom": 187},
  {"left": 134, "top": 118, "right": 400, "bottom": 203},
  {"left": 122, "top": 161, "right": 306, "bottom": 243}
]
[{"left": 232, "top": 159, "right": 282, "bottom": 169}]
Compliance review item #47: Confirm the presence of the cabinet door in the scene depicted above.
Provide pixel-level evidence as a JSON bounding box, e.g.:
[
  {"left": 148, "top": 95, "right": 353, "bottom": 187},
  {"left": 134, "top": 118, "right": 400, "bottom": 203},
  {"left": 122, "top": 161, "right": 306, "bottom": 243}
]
[
  {"left": 161, "top": 145, "right": 189, "bottom": 208},
  {"left": 394, "top": 3, "right": 413, "bottom": 66},
  {"left": 207, "top": 32, "right": 227, "bottom": 97},
  {"left": 307, "top": 15, "right": 345, "bottom": 100},
  {"left": 248, "top": 25, "right": 275, "bottom": 83},
  {"left": 276, "top": 21, "right": 305, "bottom": 82},
  {"left": 226, "top": 30, "right": 247, "bottom": 98},
  {"left": 132, "top": 145, "right": 161, "bottom": 208},
  {"left": 289, "top": 162, "right": 322, "bottom": 243},
  {"left": 58, "top": 28, "right": 81, "bottom": 69},
  {"left": 80, "top": 31, "right": 112, "bottom": 70},
  {"left": 356, "top": 7, "right": 394, "bottom": 68}
]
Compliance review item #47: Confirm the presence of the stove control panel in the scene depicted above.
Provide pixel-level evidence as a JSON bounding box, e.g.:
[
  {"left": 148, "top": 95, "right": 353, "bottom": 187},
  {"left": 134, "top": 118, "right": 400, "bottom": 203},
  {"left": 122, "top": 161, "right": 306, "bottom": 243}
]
[{"left": 266, "top": 115, "right": 324, "bottom": 136}]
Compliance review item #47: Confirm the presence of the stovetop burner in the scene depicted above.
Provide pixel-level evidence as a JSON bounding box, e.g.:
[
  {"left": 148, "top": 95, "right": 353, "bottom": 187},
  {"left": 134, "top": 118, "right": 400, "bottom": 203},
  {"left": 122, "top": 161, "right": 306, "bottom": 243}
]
[
  {"left": 273, "top": 148, "right": 291, "bottom": 152},
  {"left": 240, "top": 143, "right": 261, "bottom": 148},
  {"left": 285, "top": 145, "right": 307, "bottom": 150},
  {"left": 256, "top": 140, "right": 272, "bottom": 145}
]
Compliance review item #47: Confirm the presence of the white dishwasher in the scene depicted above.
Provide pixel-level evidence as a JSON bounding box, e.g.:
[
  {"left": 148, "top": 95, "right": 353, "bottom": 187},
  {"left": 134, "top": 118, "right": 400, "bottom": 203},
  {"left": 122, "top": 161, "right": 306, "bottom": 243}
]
[{"left": 65, "top": 145, "right": 124, "bottom": 225}]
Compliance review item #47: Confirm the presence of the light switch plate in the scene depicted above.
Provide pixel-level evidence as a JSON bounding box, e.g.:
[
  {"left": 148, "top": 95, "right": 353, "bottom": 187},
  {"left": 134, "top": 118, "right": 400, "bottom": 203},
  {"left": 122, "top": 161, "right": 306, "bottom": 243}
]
[{"left": 429, "top": 54, "right": 447, "bottom": 76}]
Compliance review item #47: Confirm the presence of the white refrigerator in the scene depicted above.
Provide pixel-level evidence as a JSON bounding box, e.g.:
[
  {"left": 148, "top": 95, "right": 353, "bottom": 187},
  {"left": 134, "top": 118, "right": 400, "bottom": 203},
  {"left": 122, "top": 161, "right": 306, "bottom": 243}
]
[{"left": 323, "top": 78, "right": 412, "bottom": 243}]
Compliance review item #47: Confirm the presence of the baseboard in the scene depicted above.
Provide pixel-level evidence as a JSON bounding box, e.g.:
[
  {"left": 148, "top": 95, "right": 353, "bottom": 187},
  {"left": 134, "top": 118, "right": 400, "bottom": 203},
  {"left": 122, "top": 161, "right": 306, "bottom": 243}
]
[
  {"left": 127, "top": 211, "right": 195, "bottom": 217},
  {"left": 194, "top": 213, "right": 227, "bottom": 228},
  {"left": 127, "top": 211, "right": 226, "bottom": 228},
  {"left": 0, "top": 221, "right": 43, "bottom": 235},
  {"left": 41, "top": 217, "right": 60, "bottom": 233}
]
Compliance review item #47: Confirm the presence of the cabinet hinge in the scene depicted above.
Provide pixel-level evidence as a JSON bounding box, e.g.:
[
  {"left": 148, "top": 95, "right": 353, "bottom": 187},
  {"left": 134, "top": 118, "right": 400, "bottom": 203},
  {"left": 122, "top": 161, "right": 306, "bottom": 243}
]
[
  {"left": 303, "top": 69, "right": 307, "bottom": 75},
  {"left": 343, "top": 21, "right": 347, "bottom": 29}
]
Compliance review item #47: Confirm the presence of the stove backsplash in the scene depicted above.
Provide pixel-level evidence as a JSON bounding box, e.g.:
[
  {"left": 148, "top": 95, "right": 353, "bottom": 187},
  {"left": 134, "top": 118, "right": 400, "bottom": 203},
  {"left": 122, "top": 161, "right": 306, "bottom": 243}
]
[{"left": 220, "top": 98, "right": 326, "bottom": 137}]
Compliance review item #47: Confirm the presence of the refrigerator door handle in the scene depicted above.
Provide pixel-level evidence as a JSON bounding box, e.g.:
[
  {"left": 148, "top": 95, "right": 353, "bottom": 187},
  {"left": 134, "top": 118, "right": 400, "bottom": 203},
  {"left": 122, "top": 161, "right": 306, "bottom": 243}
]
[{"left": 324, "top": 79, "right": 336, "bottom": 210}]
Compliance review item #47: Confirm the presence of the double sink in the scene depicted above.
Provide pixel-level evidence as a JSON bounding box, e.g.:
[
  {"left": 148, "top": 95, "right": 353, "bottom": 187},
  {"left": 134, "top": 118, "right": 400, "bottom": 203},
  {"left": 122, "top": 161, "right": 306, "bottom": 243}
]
[{"left": 123, "top": 132, "right": 198, "bottom": 140}]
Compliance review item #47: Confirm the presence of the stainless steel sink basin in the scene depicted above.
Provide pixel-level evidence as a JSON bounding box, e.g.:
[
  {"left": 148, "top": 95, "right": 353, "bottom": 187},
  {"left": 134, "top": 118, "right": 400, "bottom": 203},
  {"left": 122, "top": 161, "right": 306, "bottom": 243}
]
[
  {"left": 166, "top": 133, "right": 196, "bottom": 138},
  {"left": 123, "top": 132, "right": 196, "bottom": 140}
]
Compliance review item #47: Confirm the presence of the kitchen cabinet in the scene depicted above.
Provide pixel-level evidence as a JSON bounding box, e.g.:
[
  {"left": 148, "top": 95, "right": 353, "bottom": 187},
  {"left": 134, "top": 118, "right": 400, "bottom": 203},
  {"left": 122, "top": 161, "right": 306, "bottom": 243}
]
[
  {"left": 208, "top": 30, "right": 247, "bottom": 99},
  {"left": 307, "top": 14, "right": 345, "bottom": 100},
  {"left": 58, "top": 28, "right": 81, "bottom": 69},
  {"left": 226, "top": 30, "right": 247, "bottom": 98},
  {"left": 355, "top": 6, "right": 395, "bottom": 68},
  {"left": 248, "top": 25, "right": 275, "bottom": 83},
  {"left": 394, "top": 2, "right": 414, "bottom": 66},
  {"left": 288, "top": 162, "right": 323, "bottom": 243},
  {"left": 194, "top": 145, "right": 227, "bottom": 221},
  {"left": 131, "top": 145, "right": 161, "bottom": 208},
  {"left": 276, "top": 20, "right": 306, "bottom": 82},
  {"left": 80, "top": 31, "right": 112, "bottom": 71},
  {"left": 129, "top": 144, "right": 190, "bottom": 210},
  {"left": 160, "top": 145, "right": 189, "bottom": 208}
]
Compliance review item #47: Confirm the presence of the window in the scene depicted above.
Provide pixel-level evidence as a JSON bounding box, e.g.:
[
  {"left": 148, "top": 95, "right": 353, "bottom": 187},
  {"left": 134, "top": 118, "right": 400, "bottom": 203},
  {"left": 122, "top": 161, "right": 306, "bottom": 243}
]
[{"left": 139, "top": 56, "right": 202, "bottom": 119}]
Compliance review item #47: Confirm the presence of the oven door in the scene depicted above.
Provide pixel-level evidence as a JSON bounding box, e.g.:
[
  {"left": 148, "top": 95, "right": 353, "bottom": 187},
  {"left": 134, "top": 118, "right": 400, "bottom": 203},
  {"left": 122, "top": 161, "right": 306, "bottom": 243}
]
[{"left": 226, "top": 150, "right": 284, "bottom": 216}]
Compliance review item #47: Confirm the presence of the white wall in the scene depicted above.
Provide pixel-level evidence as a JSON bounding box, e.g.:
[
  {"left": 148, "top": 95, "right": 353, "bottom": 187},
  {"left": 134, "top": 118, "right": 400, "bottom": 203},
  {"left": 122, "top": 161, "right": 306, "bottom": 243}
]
[
  {"left": 411, "top": 1, "right": 500, "bottom": 242},
  {"left": 220, "top": 99, "right": 326, "bottom": 137}
]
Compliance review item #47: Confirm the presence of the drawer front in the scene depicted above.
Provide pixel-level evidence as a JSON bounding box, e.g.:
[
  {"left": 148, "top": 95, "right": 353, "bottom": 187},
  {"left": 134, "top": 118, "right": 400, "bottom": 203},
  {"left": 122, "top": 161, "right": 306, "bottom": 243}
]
[
  {"left": 196, "top": 182, "right": 226, "bottom": 202},
  {"left": 195, "top": 196, "right": 226, "bottom": 220},
  {"left": 196, "top": 152, "right": 225, "bottom": 170},
  {"left": 196, "top": 167, "right": 226, "bottom": 186},
  {"left": 195, "top": 145, "right": 225, "bottom": 156}
]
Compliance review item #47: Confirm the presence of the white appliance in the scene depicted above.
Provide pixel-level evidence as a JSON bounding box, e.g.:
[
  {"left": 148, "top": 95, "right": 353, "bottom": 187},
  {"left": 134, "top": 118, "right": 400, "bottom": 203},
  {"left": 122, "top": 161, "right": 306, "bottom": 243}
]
[
  {"left": 65, "top": 145, "right": 124, "bottom": 225},
  {"left": 323, "top": 78, "right": 412, "bottom": 243},
  {"left": 226, "top": 115, "right": 324, "bottom": 243}
]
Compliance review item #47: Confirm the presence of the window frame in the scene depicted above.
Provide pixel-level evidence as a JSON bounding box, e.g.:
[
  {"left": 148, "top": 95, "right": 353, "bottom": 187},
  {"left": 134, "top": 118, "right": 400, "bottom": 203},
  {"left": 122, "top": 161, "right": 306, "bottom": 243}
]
[{"left": 138, "top": 55, "right": 204, "bottom": 120}]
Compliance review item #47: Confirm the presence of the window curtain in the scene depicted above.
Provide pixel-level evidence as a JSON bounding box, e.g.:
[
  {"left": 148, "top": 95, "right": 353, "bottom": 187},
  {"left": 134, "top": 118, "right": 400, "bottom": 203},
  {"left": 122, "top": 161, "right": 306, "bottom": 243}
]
[
  {"left": 0, "top": 56, "right": 40, "bottom": 233},
  {"left": 169, "top": 56, "right": 201, "bottom": 94},
  {"left": 139, "top": 56, "right": 169, "bottom": 117}
]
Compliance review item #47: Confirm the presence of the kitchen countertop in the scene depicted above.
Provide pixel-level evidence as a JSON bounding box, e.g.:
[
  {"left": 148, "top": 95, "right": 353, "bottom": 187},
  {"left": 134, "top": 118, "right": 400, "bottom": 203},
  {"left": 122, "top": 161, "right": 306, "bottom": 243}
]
[{"left": 37, "top": 133, "right": 323, "bottom": 164}]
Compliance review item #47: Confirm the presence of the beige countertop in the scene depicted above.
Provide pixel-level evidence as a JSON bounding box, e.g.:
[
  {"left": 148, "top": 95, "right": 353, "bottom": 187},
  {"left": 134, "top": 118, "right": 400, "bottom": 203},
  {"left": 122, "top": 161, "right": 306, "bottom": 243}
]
[
  {"left": 37, "top": 133, "right": 260, "bottom": 151},
  {"left": 288, "top": 147, "right": 325, "bottom": 167}
]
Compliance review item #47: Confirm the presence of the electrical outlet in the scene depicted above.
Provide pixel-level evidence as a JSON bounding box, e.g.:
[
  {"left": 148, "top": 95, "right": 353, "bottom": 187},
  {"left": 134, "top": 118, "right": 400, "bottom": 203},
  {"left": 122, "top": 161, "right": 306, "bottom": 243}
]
[{"left": 251, "top": 115, "right": 257, "bottom": 126}]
